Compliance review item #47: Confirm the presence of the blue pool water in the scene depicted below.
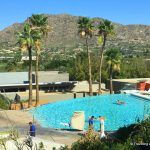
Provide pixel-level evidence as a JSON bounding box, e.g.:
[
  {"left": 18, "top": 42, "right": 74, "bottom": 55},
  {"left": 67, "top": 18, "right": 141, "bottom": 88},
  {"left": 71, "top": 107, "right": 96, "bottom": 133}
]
[{"left": 30, "top": 94, "right": 150, "bottom": 131}]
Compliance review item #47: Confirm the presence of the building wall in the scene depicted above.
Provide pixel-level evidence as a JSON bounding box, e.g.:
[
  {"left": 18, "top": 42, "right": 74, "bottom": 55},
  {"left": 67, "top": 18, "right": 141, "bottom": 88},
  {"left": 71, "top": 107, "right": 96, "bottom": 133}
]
[
  {"left": 0, "top": 72, "right": 28, "bottom": 84},
  {"left": 0, "top": 71, "right": 69, "bottom": 85},
  {"left": 38, "top": 71, "right": 69, "bottom": 83}
]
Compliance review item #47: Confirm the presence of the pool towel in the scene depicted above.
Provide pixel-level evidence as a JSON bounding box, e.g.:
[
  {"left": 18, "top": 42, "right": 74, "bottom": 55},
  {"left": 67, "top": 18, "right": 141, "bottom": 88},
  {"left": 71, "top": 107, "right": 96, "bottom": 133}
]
[{"left": 71, "top": 111, "right": 85, "bottom": 130}]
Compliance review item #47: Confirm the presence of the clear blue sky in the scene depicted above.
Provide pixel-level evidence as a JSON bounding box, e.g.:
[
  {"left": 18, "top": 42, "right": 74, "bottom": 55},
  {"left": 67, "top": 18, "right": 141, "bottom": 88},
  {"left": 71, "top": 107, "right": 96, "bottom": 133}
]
[{"left": 1, "top": 0, "right": 150, "bottom": 30}]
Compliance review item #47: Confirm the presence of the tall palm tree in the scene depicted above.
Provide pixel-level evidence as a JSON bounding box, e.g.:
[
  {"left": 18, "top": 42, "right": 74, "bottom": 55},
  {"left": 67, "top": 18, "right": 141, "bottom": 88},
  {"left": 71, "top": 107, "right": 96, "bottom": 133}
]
[
  {"left": 105, "top": 48, "right": 122, "bottom": 94},
  {"left": 78, "top": 17, "right": 94, "bottom": 96},
  {"left": 29, "top": 14, "right": 49, "bottom": 106},
  {"left": 97, "top": 19, "right": 114, "bottom": 94},
  {"left": 17, "top": 23, "right": 41, "bottom": 107}
]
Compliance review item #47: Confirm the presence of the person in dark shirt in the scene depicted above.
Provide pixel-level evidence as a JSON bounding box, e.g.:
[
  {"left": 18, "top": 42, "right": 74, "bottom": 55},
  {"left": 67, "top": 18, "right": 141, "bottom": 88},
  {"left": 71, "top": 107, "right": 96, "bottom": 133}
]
[
  {"left": 29, "top": 122, "right": 36, "bottom": 137},
  {"left": 88, "top": 116, "right": 95, "bottom": 127}
]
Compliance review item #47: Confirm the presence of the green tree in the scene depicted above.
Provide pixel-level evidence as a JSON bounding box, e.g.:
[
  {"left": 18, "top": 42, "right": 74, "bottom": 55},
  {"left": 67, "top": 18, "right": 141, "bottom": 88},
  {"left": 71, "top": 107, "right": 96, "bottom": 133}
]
[
  {"left": 120, "top": 57, "right": 150, "bottom": 78},
  {"left": 105, "top": 48, "right": 122, "bottom": 94},
  {"left": 97, "top": 19, "right": 114, "bottom": 94},
  {"left": 74, "top": 52, "right": 87, "bottom": 81},
  {"left": 17, "top": 24, "right": 41, "bottom": 107},
  {"left": 5, "top": 51, "right": 22, "bottom": 71},
  {"left": 29, "top": 14, "right": 50, "bottom": 106},
  {"left": 78, "top": 17, "right": 94, "bottom": 96}
]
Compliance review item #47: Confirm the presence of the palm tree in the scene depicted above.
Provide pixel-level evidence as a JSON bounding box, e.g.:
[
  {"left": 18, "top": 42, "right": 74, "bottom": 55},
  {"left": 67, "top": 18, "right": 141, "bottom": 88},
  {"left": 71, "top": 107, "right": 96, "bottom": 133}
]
[
  {"left": 29, "top": 14, "right": 49, "bottom": 106},
  {"left": 17, "top": 23, "right": 41, "bottom": 107},
  {"left": 29, "top": 14, "right": 49, "bottom": 36},
  {"left": 105, "top": 48, "right": 122, "bottom": 94},
  {"left": 78, "top": 17, "right": 94, "bottom": 96},
  {"left": 97, "top": 19, "right": 114, "bottom": 94}
]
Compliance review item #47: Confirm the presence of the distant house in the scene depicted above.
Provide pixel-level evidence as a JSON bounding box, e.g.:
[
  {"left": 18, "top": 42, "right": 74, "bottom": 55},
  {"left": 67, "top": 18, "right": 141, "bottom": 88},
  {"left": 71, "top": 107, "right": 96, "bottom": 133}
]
[{"left": 21, "top": 56, "right": 36, "bottom": 61}]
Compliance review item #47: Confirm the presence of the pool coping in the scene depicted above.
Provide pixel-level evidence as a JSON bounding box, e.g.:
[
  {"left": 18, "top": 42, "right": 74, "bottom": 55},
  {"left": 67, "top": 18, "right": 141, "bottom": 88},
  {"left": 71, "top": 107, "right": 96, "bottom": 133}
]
[{"left": 130, "top": 92, "right": 150, "bottom": 100}]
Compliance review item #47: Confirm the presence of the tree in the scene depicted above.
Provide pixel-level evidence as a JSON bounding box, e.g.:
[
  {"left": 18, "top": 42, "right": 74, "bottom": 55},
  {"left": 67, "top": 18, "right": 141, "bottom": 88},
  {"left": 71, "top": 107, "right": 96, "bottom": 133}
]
[
  {"left": 105, "top": 48, "right": 122, "bottom": 94},
  {"left": 74, "top": 52, "right": 87, "bottom": 81},
  {"left": 29, "top": 14, "right": 50, "bottom": 106},
  {"left": 97, "top": 19, "right": 114, "bottom": 94},
  {"left": 78, "top": 17, "right": 94, "bottom": 96},
  {"left": 17, "top": 24, "right": 41, "bottom": 107},
  {"left": 5, "top": 51, "right": 22, "bottom": 71}
]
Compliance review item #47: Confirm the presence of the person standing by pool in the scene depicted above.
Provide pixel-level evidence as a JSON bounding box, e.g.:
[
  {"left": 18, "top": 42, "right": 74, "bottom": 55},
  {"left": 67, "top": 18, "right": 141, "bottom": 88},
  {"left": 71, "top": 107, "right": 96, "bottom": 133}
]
[
  {"left": 97, "top": 116, "right": 106, "bottom": 138},
  {"left": 88, "top": 116, "right": 95, "bottom": 127},
  {"left": 29, "top": 122, "right": 36, "bottom": 137}
]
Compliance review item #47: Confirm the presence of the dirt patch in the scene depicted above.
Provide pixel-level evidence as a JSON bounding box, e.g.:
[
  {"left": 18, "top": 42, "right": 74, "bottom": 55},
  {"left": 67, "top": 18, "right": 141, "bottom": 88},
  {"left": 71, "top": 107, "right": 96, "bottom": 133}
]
[{"left": 11, "top": 99, "right": 49, "bottom": 110}]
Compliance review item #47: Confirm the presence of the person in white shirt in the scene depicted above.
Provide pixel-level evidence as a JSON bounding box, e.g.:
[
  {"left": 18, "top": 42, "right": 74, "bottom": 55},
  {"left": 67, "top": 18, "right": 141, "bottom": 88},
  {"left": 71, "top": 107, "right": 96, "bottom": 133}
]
[{"left": 97, "top": 116, "right": 106, "bottom": 139}]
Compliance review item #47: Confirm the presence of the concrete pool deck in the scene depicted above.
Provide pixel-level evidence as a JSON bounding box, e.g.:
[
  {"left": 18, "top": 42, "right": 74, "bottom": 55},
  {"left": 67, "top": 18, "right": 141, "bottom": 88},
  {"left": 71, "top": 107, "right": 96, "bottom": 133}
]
[
  {"left": 0, "top": 110, "right": 80, "bottom": 148},
  {"left": 131, "top": 92, "right": 150, "bottom": 100},
  {"left": 4, "top": 81, "right": 107, "bottom": 103},
  {"left": 121, "top": 90, "right": 150, "bottom": 100}
]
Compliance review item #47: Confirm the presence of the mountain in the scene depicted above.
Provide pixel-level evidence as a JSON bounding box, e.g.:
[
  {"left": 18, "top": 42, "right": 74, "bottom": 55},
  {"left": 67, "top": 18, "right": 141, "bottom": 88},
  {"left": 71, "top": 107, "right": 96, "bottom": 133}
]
[{"left": 0, "top": 14, "right": 150, "bottom": 56}]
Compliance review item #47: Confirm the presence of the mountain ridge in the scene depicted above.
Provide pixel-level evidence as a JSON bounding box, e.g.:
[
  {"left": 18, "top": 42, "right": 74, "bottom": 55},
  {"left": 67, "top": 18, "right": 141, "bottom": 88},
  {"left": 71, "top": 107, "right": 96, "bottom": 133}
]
[{"left": 0, "top": 14, "right": 150, "bottom": 56}]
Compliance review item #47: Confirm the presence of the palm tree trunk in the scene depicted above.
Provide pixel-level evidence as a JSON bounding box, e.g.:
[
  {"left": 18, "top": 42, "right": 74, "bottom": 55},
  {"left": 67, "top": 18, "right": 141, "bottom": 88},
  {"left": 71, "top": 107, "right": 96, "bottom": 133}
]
[
  {"left": 86, "top": 38, "right": 92, "bottom": 96},
  {"left": 28, "top": 46, "right": 32, "bottom": 108},
  {"left": 109, "top": 65, "right": 113, "bottom": 94},
  {"left": 98, "top": 36, "right": 106, "bottom": 95},
  {"left": 35, "top": 51, "right": 39, "bottom": 106}
]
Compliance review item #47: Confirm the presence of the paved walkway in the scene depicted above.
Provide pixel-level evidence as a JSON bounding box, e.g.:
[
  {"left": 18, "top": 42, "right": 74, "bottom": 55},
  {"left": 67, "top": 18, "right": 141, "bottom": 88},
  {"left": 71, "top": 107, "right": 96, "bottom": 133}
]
[{"left": 0, "top": 110, "right": 80, "bottom": 148}]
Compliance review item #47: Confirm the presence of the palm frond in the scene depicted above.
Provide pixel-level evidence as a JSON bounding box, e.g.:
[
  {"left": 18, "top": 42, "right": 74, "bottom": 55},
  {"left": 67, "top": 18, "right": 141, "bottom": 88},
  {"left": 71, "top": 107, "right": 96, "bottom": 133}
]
[
  {"left": 78, "top": 17, "right": 95, "bottom": 38},
  {"left": 105, "top": 48, "right": 122, "bottom": 73},
  {"left": 98, "top": 19, "right": 114, "bottom": 37}
]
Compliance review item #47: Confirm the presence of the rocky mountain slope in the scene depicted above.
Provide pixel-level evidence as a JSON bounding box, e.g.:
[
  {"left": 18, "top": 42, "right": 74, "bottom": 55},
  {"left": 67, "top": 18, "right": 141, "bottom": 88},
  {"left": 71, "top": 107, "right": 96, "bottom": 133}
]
[{"left": 0, "top": 14, "right": 150, "bottom": 56}]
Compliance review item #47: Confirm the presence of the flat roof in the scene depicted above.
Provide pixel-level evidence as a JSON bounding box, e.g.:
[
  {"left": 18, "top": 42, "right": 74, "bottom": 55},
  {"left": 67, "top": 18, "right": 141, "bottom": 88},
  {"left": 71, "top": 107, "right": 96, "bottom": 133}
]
[
  {"left": 0, "top": 81, "right": 76, "bottom": 88},
  {"left": 112, "top": 78, "right": 150, "bottom": 83}
]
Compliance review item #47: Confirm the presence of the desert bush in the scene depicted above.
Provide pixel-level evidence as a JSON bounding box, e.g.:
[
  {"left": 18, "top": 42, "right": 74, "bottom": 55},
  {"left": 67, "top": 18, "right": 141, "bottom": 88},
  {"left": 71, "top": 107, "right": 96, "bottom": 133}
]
[{"left": 0, "top": 94, "right": 11, "bottom": 110}]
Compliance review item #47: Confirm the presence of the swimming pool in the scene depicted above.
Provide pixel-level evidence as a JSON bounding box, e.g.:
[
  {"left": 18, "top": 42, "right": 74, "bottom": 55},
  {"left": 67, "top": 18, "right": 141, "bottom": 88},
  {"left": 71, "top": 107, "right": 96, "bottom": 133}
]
[{"left": 30, "top": 94, "right": 150, "bottom": 131}]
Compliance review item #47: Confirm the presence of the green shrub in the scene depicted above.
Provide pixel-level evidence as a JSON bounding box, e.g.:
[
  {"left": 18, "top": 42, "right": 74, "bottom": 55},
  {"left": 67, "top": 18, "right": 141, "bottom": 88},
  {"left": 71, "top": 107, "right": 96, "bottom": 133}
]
[
  {"left": 115, "top": 124, "right": 136, "bottom": 142},
  {"left": 129, "top": 118, "right": 150, "bottom": 143},
  {"left": 71, "top": 126, "right": 136, "bottom": 150},
  {"left": 71, "top": 120, "right": 150, "bottom": 150},
  {"left": 110, "top": 142, "right": 136, "bottom": 150},
  {"left": 71, "top": 127, "right": 100, "bottom": 150},
  {"left": 0, "top": 94, "right": 11, "bottom": 110},
  {"left": 116, "top": 118, "right": 150, "bottom": 143}
]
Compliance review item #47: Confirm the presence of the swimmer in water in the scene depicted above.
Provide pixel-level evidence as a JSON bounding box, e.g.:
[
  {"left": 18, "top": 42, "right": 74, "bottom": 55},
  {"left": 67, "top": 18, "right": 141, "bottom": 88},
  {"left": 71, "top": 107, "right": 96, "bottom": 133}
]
[{"left": 116, "top": 100, "right": 126, "bottom": 104}]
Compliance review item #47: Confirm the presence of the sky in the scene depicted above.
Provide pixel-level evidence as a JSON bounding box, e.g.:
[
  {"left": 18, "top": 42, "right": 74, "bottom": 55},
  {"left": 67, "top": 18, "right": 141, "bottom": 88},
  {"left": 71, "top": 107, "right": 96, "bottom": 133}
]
[{"left": 1, "top": 0, "right": 150, "bottom": 30}]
